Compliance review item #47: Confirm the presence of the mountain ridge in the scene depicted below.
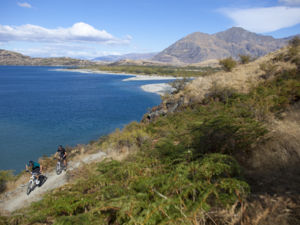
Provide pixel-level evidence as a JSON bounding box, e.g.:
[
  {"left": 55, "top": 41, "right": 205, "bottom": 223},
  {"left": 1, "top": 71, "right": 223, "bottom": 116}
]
[{"left": 153, "top": 27, "right": 295, "bottom": 64}]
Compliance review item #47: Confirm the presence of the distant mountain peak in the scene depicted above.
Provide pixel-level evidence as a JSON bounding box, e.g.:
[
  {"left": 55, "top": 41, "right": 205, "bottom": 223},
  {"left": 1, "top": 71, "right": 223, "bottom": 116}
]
[{"left": 153, "top": 27, "right": 290, "bottom": 64}]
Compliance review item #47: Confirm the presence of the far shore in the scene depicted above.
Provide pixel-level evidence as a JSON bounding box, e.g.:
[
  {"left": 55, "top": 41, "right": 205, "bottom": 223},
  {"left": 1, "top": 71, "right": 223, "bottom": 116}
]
[
  {"left": 52, "top": 68, "right": 178, "bottom": 96},
  {"left": 52, "top": 68, "right": 179, "bottom": 81}
]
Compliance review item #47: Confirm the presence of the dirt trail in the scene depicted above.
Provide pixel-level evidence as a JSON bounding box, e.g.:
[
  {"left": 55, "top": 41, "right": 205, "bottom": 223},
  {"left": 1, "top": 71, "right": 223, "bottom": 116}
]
[{"left": 0, "top": 151, "right": 106, "bottom": 213}]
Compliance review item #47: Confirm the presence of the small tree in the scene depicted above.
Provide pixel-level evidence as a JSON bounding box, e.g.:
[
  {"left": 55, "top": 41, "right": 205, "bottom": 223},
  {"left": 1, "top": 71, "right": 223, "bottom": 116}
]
[
  {"left": 239, "top": 54, "right": 251, "bottom": 64},
  {"left": 219, "top": 57, "right": 237, "bottom": 72},
  {"left": 170, "top": 78, "right": 189, "bottom": 94},
  {"left": 288, "top": 36, "right": 300, "bottom": 48}
]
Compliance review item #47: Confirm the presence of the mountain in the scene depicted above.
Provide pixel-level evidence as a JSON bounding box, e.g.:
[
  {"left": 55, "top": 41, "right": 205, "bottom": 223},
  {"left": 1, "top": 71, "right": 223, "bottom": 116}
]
[
  {"left": 0, "top": 49, "right": 95, "bottom": 66},
  {"left": 153, "top": 27, "right": 292, "bottom": 64},
  {"left": 93, "top": 52, "right": 157, "bottom": 62}
]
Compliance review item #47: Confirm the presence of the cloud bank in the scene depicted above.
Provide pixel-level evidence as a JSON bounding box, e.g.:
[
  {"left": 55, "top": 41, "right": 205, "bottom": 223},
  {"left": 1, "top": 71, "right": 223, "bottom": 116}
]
[
  {"left": 221, "top": 6, "right": 300, "bottom": 33},
  {"left": 0, "top": 22, "right": 131, "bottom": 44},
  {"left": 17, "top": 2, "right": 32, "bottom": 8},
  {"left": 13, "top": 44, "right": 120, "bottom": 59}
]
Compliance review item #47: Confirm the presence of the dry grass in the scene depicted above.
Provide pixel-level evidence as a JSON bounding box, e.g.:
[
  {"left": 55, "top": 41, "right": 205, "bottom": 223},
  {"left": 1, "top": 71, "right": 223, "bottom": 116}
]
[
  {"left": 197, "top": 194, "right": 299, "bottom": 225},
  {"left": 244, "top": 102, "right": 300, "bottom": 175},
  {"left": 179, "top": 47, "right": 297, "bottom": 105}
]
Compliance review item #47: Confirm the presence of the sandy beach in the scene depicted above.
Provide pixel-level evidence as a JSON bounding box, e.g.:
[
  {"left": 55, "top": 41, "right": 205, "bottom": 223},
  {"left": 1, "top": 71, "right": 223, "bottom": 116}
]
[{"left": 141, "top": 83, "right": 175, "bottom": 96}]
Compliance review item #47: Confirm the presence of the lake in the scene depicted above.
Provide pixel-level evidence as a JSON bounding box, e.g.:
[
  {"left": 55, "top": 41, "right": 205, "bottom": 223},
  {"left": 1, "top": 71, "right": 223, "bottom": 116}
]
[{"left": 0, "top": 66, "right": 167, "bottom": 172}]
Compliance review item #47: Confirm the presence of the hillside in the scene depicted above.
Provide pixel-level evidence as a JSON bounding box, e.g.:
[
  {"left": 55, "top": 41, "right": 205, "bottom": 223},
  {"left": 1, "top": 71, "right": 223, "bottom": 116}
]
[
  {"left": 0, "top": 49, "right": 95, "bottom": 66},
  {"left": 0, "top": 39, "right": 300, "bottom": 224},
  {"left": 153, "top": 27, "right": 291, "bottom": 64}
]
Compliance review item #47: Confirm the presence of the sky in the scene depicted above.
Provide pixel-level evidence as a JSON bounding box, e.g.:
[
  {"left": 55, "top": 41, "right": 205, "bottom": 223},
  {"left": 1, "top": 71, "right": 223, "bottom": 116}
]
[{"left": 0, "top": 0, "right": 300, "bottom": 59}]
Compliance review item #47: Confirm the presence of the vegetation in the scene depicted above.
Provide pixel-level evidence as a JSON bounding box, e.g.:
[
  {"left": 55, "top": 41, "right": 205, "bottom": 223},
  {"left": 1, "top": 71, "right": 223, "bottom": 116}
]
[
  {"left": 288, "top": 36, "right": 300, "bottom": 48},
  {"left": 170, "top": 78, "right": 190, "bottom": 94},
  {"left": 219, "top": 57, "right": 237, "bottom": 72},
  {"left": 239, "top": 54, "right": 252, "bottom": 64},
  {"left": 0, "top": 170, "right": 14, "bottom": 193},
  {"left": 79, "top": 65, "right": 220, "bottom": 77}
]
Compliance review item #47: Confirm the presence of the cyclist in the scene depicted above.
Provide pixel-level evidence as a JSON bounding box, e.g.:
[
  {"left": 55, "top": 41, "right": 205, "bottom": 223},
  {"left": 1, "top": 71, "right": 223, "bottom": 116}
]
[
  {"left": 25, "top": 160, "right": 43, "bottom": 184},
  {"left": 55, "top": 145, "right": 67, "bottom": 170}
]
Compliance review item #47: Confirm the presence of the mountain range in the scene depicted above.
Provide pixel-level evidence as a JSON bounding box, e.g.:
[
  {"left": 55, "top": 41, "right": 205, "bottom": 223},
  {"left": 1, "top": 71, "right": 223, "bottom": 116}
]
[
  {"left": 153, "top": 27, "right": 291, "bottom": 64},
  {"left": 93, "top": 52, "right": 157, "bottom": 62}
]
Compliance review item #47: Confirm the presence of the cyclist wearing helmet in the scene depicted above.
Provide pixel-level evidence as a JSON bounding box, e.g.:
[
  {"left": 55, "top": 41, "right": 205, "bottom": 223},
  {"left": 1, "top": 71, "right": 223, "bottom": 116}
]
[
  {"left": 26, "top": 160, "right": 43, "bottom": 184},
  {"left": 55, "top": 145, "right": 67, "bottom": 169}
]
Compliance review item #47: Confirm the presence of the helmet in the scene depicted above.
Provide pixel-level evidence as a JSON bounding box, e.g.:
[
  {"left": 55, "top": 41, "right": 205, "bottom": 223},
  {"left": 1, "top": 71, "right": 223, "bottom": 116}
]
[{"left": 28, "top": 160, "right": 34, "bottom": 166}]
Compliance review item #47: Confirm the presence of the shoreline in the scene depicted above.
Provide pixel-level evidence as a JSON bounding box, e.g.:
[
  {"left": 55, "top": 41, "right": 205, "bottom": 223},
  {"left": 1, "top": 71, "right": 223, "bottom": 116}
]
[
  {"left": 141, "top": 83, "right": 175, "bottom": 96},
  {"left": 53, "top": 68, "right": 179, "bottom": 81},
  {"left": 53, "top": 68, "right": 178, "bottom": 95}
]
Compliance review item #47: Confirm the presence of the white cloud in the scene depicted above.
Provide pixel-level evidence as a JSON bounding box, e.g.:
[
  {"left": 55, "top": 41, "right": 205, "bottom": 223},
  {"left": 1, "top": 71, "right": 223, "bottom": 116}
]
[
  {"left": 0, "top": 22, "right": 131, "bottom": 44},
  {"left": 221, "top": 6, "right": 300, "bottom": 33},
  {"left": 12, "top": 44, "right": 123, "bottom": 59},
  {"left": 17, "top": 2, "right": 32, "bottom": 8},
  {"left": 279, "top": 0, "right": 300, "bottom": 6}
]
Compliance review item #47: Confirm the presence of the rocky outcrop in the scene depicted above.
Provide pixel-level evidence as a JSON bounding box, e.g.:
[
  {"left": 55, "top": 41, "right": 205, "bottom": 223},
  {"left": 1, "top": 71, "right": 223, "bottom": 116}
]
[{"left": 143, "top": 96, "right": 187, "bottom": 122}]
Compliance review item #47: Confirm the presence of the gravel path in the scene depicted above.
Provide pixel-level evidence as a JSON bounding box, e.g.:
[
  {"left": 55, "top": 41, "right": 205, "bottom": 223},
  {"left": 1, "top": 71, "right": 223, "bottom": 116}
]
[{"left": 0, "top": 151, "right": 106, "bottom": 213}]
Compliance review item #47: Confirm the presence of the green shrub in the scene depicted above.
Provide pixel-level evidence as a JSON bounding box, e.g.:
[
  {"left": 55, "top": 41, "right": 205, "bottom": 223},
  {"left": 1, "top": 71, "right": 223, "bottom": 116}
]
[
  {"left": 191, "top": 113, "right": 267, "bottom": 155},
  {"left": 239, "top": 54, "right": 252, "bottom": 64},
  {"left": 0, "top": 170, "right": 14, "bottom": 193},
  {"left": 219, "top": 57, "right": 237, "bottom": 72},
  {"left": 170, "top": 78, "right": 190, "bottom": 94},
  {"left": 205, "top": 84, "right": 237, "bottom": 104},
  {"left": 289, "top": 36, "right": 300, "bottom": 48}
]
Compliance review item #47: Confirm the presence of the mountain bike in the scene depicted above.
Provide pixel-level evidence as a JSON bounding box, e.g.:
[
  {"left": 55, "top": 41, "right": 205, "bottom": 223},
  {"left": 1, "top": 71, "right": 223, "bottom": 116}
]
[
  {"left": 26, "top": 171, "right": 47, "bottom": 195},
  {"left": 56, "top": 157, "right": 67, "bottom": 175}
]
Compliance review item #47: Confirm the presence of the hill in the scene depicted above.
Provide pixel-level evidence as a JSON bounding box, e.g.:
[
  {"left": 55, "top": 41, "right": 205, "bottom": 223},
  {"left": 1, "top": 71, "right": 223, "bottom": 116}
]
[
  {"left": 0, "top": 49, "right": 95, "bottom": 66},
  {"left": 153, "top": 27, "right": 292, "bottom": 64}
]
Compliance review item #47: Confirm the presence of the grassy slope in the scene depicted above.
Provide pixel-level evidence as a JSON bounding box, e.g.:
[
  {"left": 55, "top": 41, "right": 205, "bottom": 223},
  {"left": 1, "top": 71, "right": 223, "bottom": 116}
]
[{"left": 1, "top": 41, "right": 300, "bottom": 224}]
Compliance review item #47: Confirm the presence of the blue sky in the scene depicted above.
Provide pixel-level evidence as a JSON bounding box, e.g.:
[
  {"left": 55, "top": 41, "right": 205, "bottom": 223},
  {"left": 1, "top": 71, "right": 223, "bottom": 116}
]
[{"left": 0, "top": 0, "right": 300, "bottom": 58}]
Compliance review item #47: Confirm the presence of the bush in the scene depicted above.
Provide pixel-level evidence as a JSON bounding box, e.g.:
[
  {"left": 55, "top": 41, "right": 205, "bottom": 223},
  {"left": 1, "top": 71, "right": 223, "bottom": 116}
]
[
  {"left": 0, "top": 170, "right": 14, "bottom": 193},
  {"left": 219, "top": 57, "right": 237, "bottom": 72},
  {"left": 288, "top": 36, "right": 300, "bottom": 48},
  {"left": 170, "top": 78, "right": 190, "bottom": 94},
  {"left": 205, "top": 84, "right": 237, "bottom": 104},
  {"left": 239, "top": 54, "right": 252, "bottom": 64},
  {"left": 259, "top": 62, "right": 278, "bottom": 79},
  {"left": 191, "top": 113, "right": 267, "bottom": 155}
]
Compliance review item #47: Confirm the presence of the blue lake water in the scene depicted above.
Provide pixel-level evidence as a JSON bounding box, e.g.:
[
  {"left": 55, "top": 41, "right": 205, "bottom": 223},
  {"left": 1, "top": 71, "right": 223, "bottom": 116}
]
[{"left": 0, "top": 66, "right": 168, "bottom": 173}]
